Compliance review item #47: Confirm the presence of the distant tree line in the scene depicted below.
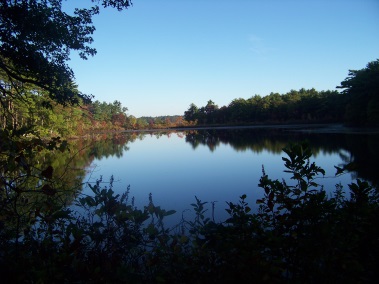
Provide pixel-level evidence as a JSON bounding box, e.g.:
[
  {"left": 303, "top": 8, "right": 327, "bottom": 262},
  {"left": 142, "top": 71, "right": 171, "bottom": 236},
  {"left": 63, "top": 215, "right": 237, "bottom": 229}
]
[
  {"left": 135, "top": 115, "right": 186, "bottom": 129},
  {"left": 184, "top": 89, "right": 345, "bottom": 125},
  {"left": 184, "top": 59, "right": 379, "bottom": 126},
  {"left": 0, "top": 77, "right": 187, "bottom": 136}
]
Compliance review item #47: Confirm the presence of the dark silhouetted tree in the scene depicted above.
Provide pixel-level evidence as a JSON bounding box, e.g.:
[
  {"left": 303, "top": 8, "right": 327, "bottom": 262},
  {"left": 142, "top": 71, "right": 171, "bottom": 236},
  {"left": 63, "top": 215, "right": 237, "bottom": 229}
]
[
  {"left": 338, "top": 59, "right": 379, "bottom": 125},
  {"left": 0, "top": 0, "right": 132, "bottom": 106}
]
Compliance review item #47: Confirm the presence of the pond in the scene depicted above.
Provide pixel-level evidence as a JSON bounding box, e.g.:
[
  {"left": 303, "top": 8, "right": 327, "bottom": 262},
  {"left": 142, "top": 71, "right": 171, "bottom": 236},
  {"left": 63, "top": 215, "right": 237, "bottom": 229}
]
[{"left": 79, "top": 124, "right": 379, "bottom": 226}]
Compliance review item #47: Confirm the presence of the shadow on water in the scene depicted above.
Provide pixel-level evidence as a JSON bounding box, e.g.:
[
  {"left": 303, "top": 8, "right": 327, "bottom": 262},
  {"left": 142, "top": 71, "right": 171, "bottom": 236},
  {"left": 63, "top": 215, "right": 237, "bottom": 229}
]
[
  {"left": 66, "top": 125, "right": 379, "bottom": 193},
  {"left": 182, "top": 126, "right": 379, "bottom": 187}
]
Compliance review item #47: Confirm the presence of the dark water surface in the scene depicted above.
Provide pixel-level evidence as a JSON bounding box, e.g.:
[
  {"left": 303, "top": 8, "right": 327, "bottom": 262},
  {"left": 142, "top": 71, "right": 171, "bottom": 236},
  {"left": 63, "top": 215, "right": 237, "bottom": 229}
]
[{"left": 80, "top": 125, "right": 379, "bottom": 224}]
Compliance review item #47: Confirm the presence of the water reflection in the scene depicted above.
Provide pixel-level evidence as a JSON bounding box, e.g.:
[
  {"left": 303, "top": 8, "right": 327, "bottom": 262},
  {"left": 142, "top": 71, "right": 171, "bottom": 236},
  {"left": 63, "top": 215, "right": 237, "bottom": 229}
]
[
  {"left": 74, "top": 126, "right": 379, "bottom": 225},
  {"left": 5, "top": 126, "right": 374, "bottom": 230},
  {"left": 183, "top": 127, "right": 379, "bottom": 186},
  {"left": 60, "top": 127, "right": 379, "bottom": 190}
]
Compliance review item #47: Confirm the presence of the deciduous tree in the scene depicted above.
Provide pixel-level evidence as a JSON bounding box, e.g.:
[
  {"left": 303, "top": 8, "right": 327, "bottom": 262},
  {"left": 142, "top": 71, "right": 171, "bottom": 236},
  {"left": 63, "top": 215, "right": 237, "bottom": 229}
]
[{"left": 0, "top": 0, "right": 132, "bottom": 106}]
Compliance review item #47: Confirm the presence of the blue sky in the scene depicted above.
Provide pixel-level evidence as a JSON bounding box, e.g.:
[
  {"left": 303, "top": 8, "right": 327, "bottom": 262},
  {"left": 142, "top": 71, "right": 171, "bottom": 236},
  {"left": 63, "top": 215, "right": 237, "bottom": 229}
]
[{"left": 66, "top": 0, "right": 379, "bottom": 117}]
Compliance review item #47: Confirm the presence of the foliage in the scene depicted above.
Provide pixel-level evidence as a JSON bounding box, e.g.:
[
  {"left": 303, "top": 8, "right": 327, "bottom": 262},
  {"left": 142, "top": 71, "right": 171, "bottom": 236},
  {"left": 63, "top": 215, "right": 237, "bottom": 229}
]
[
  {"left": 338, "top": 59, "right": 379, "bottom": 125},
  {"left": 184, "top": 88, "right": 346, "bottom": 125},
  {"left": 0, "top": 0, "right": 132, "bottom": 105},
  {"left": 1, "top": 142, "right": 378, "bottom": 283},
  {"left": 0, "top": 79, "right": 134, "bottom": 136},
  {"left": 0, "top": 75, "right": 186, "bottom": 135},
  {"left": 136, "top": 115, "right": 187, "bottom": 129}
]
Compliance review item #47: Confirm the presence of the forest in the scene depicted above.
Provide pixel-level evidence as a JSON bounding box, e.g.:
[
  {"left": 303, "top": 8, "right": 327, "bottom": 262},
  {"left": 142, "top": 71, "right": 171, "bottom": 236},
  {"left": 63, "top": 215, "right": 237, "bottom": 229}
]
[
  {"left": 184, "top": 59, "right": 379, "bottom": 126},
  {"left": 1, "top": 0, "right": 379, "bottom": 283},
  {"left": 184, "top": 89, "right": 345, "bottom": 125}
]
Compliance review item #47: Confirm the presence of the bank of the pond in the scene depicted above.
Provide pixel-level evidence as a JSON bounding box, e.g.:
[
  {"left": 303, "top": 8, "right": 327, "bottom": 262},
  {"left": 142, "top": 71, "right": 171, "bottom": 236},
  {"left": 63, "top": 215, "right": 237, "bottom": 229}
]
[
  {"left": 125, "top": 123, "right": 379, "bottom": 135},
  {"left": 66, "top": 123, "right": 379, "bottom": 139}
]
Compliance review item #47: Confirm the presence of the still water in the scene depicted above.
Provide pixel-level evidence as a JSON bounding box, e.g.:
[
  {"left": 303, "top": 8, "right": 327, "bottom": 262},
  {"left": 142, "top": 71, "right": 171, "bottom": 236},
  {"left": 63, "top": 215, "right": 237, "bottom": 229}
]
[{"left": 80, "top": 125, "right": 379, "bottom": 225}]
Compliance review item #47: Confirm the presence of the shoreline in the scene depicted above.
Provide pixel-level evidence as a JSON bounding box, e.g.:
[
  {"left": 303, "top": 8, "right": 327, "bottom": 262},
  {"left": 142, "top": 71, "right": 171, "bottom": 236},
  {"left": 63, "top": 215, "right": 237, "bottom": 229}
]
[
  {"left": 122, "top": 123, "right": 379, "bottom": 135},
  {"left": 68, "top": 123, "right": 379, "bottom": 139}
]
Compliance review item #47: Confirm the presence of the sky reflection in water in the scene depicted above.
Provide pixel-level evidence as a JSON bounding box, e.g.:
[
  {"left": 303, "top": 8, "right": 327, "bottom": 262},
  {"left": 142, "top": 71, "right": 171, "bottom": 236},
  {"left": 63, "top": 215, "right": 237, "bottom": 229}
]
[{"left": 82, "top": 129, "right": 357, "bottom": 225}]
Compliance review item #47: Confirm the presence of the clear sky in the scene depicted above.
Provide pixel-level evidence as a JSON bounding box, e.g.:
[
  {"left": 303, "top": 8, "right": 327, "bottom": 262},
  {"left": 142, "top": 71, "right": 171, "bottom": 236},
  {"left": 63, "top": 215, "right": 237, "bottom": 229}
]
[{"left": 65, "top": 0, "right": 379, "bottom": 118}]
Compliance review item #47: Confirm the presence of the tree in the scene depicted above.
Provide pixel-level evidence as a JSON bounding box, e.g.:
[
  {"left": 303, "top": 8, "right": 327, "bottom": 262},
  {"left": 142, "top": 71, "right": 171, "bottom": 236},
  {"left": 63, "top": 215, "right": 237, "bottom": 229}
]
[
  {"left": 0, "top": 2, "right": 134, "bottom": 257},
  {"left": 0, "top": 0, "right": 132, "bottom": 106},
  {"left": 204, "top": 100, "right": 218, "bottom": 115},
  {"left": 111, "top": 113, "right": 126, "bottom": 128},
  {"left": 228, "top": 98, "right": 249, "bottom": 122},
  {"left": 338, "top": 59, "right": 379, "bottom": 125},
  {"left": 184, "top": 103, "right": 199, "bottom": 122},
  {"left": 203, "top": 100, "right": 219, "bottom": 124},
  {"left": 126, "top": 114, "right": 137, "bottom": 129}
]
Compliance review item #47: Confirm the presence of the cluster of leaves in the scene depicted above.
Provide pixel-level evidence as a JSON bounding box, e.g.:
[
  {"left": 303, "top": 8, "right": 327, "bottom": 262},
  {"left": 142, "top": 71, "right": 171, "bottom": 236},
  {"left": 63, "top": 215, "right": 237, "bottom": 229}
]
[{"left": 1, "top": 142, "right": 378, "bottom": 283}]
